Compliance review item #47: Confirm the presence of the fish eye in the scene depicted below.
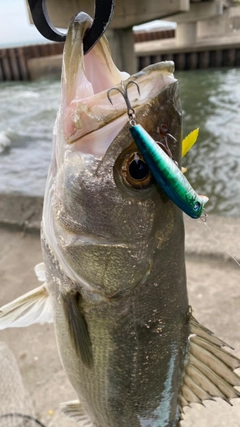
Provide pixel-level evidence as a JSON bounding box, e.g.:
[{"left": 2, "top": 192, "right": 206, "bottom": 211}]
[
  {"left": 115, "top": 150, "right": 152, "bottom": 189},
  {"left": 129, "top": 157, "right": 149, "bottom": 180}
]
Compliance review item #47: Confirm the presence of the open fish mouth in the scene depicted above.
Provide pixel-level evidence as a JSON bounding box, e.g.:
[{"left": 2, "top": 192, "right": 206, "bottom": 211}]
[{"left": 61, "top": 12, "right": 176, "bottom": 157}]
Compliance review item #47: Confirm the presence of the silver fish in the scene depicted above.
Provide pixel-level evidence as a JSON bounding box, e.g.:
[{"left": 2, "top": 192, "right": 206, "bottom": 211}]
[{"left": 1, "top": 12, "right": 240, "bottom": 427}]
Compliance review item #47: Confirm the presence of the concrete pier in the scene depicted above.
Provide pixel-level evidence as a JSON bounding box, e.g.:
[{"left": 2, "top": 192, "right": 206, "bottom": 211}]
[
  {"left": 1, "top": 33, "right": 240, "bottom": 82},
  {"left": 0, "top": 193, "right": 239, "bottom": 426},
  {"left": 0, "top": 43, "right": 63, "bottom": 81},
  {"left": 25, "top": 0, "right": 189, "bottom": 74},
  {"left": 106, "top": 27, "right": 137, "bottom": 76},
  {"left": 136, "top": 33, "right": 240, "bottom": 70},
  {"left": 1, "top": 0, "right": 240, "bottom": 81},
  {"left": 25, "top": 0, "right": 240, "bottom": 74}
]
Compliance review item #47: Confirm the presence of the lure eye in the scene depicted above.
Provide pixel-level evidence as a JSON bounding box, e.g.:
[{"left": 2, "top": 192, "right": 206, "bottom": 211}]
[
  {"left": 115, "top": 149, "right": 152, "bottom": 189},
  {"left": 193, "top": 202, "right": 201, "bottom": 211}
]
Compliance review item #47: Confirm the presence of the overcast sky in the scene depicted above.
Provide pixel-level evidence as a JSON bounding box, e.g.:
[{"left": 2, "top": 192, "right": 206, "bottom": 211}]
[
  {"left": 0, "top": 0, "right": 176, "bottom": 48},
  {"left": 0, "top": 0, "right": 47, "bottom": 47}
]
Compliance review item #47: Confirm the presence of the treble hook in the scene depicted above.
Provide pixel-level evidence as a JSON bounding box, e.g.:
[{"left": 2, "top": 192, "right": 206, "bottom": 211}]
[
  {"left": 107, "top": 80, "right": 140, "bottom": 125},
  {"left": 27, "top": 0, "right": 115, "bottom": 54}
]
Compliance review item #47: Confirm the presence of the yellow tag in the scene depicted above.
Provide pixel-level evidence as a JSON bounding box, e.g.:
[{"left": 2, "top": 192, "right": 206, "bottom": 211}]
[{"left": 182, "top": 128, "right": 199, "bottom": 157}]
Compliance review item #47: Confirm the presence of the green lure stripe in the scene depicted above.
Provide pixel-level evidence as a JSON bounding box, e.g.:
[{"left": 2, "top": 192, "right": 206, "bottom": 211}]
[{"left": 130, "top": 124, "right": 208, "bottom": 219}]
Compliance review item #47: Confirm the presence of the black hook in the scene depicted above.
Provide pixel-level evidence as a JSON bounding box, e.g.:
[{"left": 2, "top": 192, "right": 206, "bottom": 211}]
[{"left": 27, "top": 0, "right": 115, "bottom": 54}]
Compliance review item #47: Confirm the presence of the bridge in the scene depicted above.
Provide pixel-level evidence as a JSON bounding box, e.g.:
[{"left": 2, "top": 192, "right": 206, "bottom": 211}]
[
  {"left": 1, "top": 0, "right": 239, "bottom": 81},
  {"left": 32, "top": 0, "right": 240, "bottom": 73}
]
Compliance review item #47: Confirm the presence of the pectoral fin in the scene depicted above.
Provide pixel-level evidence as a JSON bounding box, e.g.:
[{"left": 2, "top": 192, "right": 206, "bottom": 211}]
[
  {"left": 0, "top": 285, "right": 53, "bottom": 329},
  {"left": 180, "top": 314, "right": 240, "bottom": 415},
  {"left": 62, "top": 292, "right": 93, "bottom": 368},
  {"left": 61, "top": 400, "right": 95, "bottom": 426}
]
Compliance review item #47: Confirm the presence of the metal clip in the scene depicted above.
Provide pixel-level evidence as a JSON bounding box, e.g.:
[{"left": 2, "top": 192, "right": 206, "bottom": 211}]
[{"left": 27, "top": 0, "right": 115, "bottom": 54}]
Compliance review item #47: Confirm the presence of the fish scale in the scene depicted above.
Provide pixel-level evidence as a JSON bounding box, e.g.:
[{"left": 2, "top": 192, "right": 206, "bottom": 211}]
[{"left": 0, "top": 11, "right": 240, "bottom": 427}]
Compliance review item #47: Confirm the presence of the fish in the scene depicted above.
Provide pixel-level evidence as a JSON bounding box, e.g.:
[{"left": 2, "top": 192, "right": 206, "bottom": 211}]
[{"left": 1, "top": 11, "right": 240, "bottom": 427}]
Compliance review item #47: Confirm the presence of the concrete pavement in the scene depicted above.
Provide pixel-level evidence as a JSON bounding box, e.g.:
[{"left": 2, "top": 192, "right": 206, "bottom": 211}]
[{"left": 0, "top": 194, "right": 239, "bottom": 427}]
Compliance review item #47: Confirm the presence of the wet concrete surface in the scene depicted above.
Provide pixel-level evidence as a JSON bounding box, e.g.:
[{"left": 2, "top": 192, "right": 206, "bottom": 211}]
[{"left": 0, "top": 196, "right": 239, "bottom": 427}]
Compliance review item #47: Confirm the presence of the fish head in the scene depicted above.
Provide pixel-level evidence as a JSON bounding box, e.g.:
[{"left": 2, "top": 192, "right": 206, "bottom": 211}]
[{"left": 43, "top": 12, "right": 183, "bottom": 299}]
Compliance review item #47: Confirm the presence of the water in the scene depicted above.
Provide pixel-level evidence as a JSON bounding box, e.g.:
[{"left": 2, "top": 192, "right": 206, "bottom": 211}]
[
  {"left": 0, "top": 79, "right": 60, "bottom": 196},
  {"left": 0, "top": 68, "right": 239, "bottom": 217},
  {"left": 177, "top": 68, "right": 240, "bottom": 217}
]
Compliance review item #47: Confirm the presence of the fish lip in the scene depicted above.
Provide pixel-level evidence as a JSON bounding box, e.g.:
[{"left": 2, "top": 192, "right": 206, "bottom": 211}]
[
  {"left": 61, "top": 13, "right": 177, "bottom": 153},
  {"left": 62, "top": 12, "right": 129, "bottom": 145}
]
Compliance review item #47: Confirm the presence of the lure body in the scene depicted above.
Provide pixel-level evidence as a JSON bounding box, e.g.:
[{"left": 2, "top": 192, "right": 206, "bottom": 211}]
[{"left": 130, "top": 124, "right": 208, "bottom": 219}]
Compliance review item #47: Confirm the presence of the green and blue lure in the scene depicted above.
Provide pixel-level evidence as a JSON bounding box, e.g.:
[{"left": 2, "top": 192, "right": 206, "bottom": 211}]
[{"left": 108, "top": 81, "right": 208, "bottom": 219}]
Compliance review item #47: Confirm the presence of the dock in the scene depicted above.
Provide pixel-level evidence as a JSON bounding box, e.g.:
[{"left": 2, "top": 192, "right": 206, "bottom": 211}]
[
  {"left": 0, "top": 29, "right": 240, "bottom": 81},
  {"left": 0, "top": 42, "right": 63, "bottom": 81},
  {"left": 136, "top": 33, "right": 240, "bottom": 70}
]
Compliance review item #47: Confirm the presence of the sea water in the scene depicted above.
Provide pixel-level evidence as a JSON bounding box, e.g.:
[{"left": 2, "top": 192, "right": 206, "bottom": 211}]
[{"left": 0, "top": 68, "right": 239, "bottom": 217}]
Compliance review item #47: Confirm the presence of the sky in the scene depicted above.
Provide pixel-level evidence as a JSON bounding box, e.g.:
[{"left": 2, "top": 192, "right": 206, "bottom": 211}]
[
  {"left": 0, "top": 0, "right": 49, "bottom": 47},
  {"left": 0, "top": 0, "right": 176, "bottom": 48}
]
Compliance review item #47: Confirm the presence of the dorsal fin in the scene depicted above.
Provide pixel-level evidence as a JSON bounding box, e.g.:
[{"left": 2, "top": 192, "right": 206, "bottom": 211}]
[{"left": 180, "top": 314, "right": 240, "bottom": 418}]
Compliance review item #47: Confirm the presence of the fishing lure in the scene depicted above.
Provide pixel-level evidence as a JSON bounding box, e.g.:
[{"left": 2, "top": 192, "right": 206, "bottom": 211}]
[
  {"left": 107, "top": 81, "right": 208, "bottom": 219},
  {"left": 182, "top": 127, "right": 199, "bottom": 157}
]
